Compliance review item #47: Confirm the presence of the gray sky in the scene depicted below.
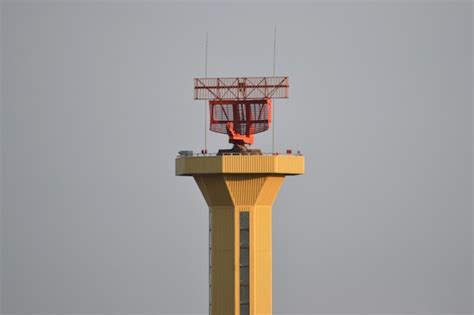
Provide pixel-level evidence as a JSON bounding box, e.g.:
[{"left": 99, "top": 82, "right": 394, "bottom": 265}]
[{"left": 1, "top": 1, "right": 472, "bottom": 314}]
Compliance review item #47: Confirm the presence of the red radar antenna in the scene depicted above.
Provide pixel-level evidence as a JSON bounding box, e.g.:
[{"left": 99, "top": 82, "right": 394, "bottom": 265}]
[{"left": 194, "top": 76, "right": 289, "bottom": 153}]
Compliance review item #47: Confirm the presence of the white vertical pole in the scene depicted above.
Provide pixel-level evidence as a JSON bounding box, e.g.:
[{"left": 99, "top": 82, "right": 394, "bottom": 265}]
[
  {"left": 204, "top": 32, "right": 210, "bottom": 315},
  {"left": 272, "top": 27, "right": 276, "bottom": 153},
  {"left": 204, "top": 32, "right": 208, "bottom": 153}
]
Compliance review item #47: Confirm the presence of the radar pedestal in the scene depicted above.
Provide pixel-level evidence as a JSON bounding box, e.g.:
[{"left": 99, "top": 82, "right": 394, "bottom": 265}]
[{"left": 176, "top": 155, "right": 304, "bottom": 314}]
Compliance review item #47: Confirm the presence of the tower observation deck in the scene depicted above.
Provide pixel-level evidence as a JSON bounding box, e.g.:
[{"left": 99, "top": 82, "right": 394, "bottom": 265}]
[{"left": 176, "top": 76, "right": 304, "bottom": 315}]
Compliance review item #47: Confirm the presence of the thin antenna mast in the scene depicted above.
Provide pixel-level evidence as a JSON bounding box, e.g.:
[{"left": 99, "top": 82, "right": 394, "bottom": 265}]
[
  {"left": 272, "top": 26, "right": 276, "bottom": 153},
  {"left": 204, "top": 32, "right": 208, "bottom": 153},
  {"left": 204, "top": 31, "right": 210, "bottom": 315}
]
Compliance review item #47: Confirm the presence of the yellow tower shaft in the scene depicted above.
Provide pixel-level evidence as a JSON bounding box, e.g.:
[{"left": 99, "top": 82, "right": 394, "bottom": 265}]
[
  {"left": 195, "top": 174, "right": 284, "bottom": 314},
  {"left": 176, "top": 155, "right": 304, "bottom": 315}
]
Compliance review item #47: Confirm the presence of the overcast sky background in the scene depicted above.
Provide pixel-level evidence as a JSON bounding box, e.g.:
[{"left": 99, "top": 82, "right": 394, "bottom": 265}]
[{"left": 1, "top": 1, "right": 472, "bottom": 314}]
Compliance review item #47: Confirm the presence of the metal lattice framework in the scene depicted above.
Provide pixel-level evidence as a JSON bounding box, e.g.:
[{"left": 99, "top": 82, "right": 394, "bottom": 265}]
[
  {"left": 194, "top": 76, "right": 289, "bottom": 100},
  {"left": 209, "top": 99, "right": 272, "bottom": 135},
  {"left": 194, "top": 76, "right": 289, "bottom": 146}
]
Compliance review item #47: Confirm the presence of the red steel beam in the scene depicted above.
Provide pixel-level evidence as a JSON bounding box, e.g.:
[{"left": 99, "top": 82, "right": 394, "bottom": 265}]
[{"left": 194, "top": 76, "right": 289, "bottom": 100}]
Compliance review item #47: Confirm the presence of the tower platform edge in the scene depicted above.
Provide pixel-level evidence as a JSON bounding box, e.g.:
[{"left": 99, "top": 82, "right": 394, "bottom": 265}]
[{"left": 175, "top": 154, "right": 305, "bottom": 176}]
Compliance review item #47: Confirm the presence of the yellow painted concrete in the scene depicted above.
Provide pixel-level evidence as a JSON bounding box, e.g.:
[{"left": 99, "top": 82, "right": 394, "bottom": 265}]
[
  {"left": 210, "top": 206, "right": 235, "bottom": 314},
  {"left": 177, "top": 155, "right": 303, "bottom": 315},
  {"left": 176, "top": 154, "right": 304, "bottom": 176}
]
